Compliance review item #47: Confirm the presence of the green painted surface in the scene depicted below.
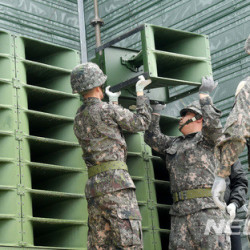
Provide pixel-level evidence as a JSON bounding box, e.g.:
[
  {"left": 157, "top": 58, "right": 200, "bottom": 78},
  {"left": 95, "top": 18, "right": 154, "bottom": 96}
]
[
  {"left": 98, "top": 24, "right": 212, "bottom": 103},
  {"left": 0, "top": 0, "right": 249, "bottom": 249},
  {"left": 0, "top": 0, "right": 80, "bottom": 50},
  {"left": 85, "top": 1, "right": 249, "bottom": 248},
  {"left": 0, "top": 30, "right": 87, "bottom": 249}
]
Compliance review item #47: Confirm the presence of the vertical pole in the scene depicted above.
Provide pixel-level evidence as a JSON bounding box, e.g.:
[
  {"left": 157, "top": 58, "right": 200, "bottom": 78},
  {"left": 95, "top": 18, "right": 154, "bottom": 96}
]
[
  {"left": 77, "top": 0, "right": 88, "bottom": 63},
  {"left": 91, "top": 0, "right": 104, "bottom": 55}
]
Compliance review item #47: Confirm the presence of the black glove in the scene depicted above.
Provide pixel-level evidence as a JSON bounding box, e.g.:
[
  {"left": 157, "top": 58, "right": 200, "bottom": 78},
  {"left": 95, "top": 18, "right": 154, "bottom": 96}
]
[
  {"left": 199, "top": 76, "right": 218, "bottom": 94},
  {"left": 151, "top": 103, "right": 166, "bottom": 114}
]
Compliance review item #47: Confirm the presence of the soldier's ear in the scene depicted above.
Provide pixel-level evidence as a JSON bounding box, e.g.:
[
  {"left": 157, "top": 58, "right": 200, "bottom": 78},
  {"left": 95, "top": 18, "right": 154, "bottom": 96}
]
[
  {"left": 95, "top": 86, "right": 102, "bottom": 93},
  {"left": 196, "top": 117, "right": 203, "bottom": 123}
]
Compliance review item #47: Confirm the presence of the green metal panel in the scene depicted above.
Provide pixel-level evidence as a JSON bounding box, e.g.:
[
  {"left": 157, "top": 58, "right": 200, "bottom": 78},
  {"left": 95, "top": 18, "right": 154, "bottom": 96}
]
[
  {"left": 0, "top": 31, "right": 15, "bottom": 56},
  {"left": 99, "top": 24, "right": 212, "bottom": 103},
  {"left": 0, "top": 0, "right": 249, "bottom": 249},
  {"left": 15, "top": 36, "right": 80, "bottom": 70},
  {"left": 142, "top": 24, "right": 212, "bottom": 86},
  {"left": 0, "top": 30, "right": 88, "bottom": 249},
  {"left": 0, "top": 0, "right": 80, "bottom": 50},
  {"left": 0, "top": 30, "right": 23, "bottom": 247},
  {"left": 14, "top": 35, "right": 87, "bottom": 249}
]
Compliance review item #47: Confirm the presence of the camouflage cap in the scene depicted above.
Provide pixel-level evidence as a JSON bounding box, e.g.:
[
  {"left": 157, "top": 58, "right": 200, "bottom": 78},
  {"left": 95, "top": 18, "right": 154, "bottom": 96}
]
[
  {"left": 244, "top": 35, "right": 250, "bottom": 55},
  {"left": 180, "top": 100, "right": 202, "bottom": 117},
  {"left": 70, "top": 62, "right": 107, "bottom": 94}
]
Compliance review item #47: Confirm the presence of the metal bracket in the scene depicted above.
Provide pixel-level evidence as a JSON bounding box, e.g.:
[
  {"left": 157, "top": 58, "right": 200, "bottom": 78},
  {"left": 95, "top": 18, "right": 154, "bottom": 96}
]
[
  {"left": 18, "top": 241, "right": 27, "bottom": 247},
  {"left": 17, "top": 184, "right": 25, "bottom": 196},
  {"left": 142, "top": 151, "right": 151, "bottom": 162},
  {"left": 95, "top": 24, "right": 144, "bottom": 53},
  {"left": 147, "top": 200, "right": 155, "bottom": 210},
  {"left": 91, "top": 17, "right": 104, "bottom": 26},
  {"left": 109, "top": 72, "right": 149, "bottom": 93},
  {"left": 15, "top": 130, "right": 23, "bottom": 141},
  {"left": 121, "top": 51, "right": 143, "bottom": 72},
  {"left": 121, "top": 54, "right": 139, "bottom": 72},
  {"left": 12, "top": 78, "right": 21, "bottom": 89}
]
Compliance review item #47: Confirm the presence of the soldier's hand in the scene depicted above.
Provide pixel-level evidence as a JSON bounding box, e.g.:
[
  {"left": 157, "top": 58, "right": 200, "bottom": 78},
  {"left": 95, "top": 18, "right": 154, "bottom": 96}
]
[
  {"left": 105, "top": 86, "right": 121, "bottom": 103},
  {"left": 226, "top": 203, "right": 237, "bottom": 224},
  {"left": 199, "top": 76, "right": 218, "bottom": 94},
  {"left": 151, "top": 103, "right": 166, "bottom": 114},
  {"left": 212, "top": 175, "right": 227, "bottom": 211},
  {"left": 136, "top": 75, "right": 152, "bottom": 93}
]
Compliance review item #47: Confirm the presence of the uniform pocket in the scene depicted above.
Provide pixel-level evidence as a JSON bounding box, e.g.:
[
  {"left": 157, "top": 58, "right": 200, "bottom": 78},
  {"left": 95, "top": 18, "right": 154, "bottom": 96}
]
[
  {"left": 117, "top": 207, "right": 142, "bottom": 220},
  {"left": 116, "top": 207, "right": 142, "bottom": 247}
]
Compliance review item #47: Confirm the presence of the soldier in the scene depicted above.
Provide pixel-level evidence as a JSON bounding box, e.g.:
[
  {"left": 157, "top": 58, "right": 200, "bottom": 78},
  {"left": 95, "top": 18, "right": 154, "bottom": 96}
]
[
  {"left": 224, "top": 160, "right": 248, "bottom": 250},
  {"left": 70, "top": 62, "right": 152, "bottom": 249},
  {"left": 213, "top": 35, "right": 250, "bottom": 246},
  {"left": 144, "top": 76, "right": 231, "bottom": 249}
]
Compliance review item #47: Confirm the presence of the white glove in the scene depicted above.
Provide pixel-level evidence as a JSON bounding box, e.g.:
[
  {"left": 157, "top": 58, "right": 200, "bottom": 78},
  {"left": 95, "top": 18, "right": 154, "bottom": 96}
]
[
  {"left": 226, "top": 203, "right": 237, "bottom": 223},
  {"left": 212, "top": 176, "right": 227, "bottom": 211},
  {"left": 105, "top": 86, "right": 121, "bottom": 103},
  {"left": 136, "top": 75, "right": 152, "bottom": 92},
  {"left": 199, "top": 76, "right": 218, "bottom": 94}
]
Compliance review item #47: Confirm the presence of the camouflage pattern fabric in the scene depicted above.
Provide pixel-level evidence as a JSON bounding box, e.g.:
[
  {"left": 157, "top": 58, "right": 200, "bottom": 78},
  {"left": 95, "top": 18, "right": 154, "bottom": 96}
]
[
  {"left": 70, "top": 62, "right": 107, "bottom": 94},
  {"left": 214, "top": 78, "right": 250, "bottom": 245},
  {"left": 245, "top": 34, "right": 250, "bottom": 54},
  {"left": 74, "top": 96, "right": 151, "bottom": 198},
  {"left": 215, "top": 78, "right": 250, "bottom": 177},
  {"left": 74, "top": 95, "right": 150, "bottom": 248},
  {"left": 145, "top": 96, "right": 223, "bottom": 216},
  {"left": 169, "top": 208, "right": 231, "bottom": 249},
  {"left": 248, "top": 140, "right": 250, "bottom": 172},
  {"left": 87, "top": 189, "right": 143, "bottom": 249},
  {"left": 247, "top": 204, "right": 250, "bottom": 245},
  {"left": 180, "top": 100, "right": 202, "bottom": 117}
]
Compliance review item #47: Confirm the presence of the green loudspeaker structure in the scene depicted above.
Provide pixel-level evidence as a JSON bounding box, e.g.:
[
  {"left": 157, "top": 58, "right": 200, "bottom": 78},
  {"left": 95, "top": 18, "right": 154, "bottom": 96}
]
[
  {"left": 0, "top": 30, "right": 88, "bottom": 249},
  {"left": 95, "top": 23, "right": 212, "bottom": 103},
  {"left": 0, "top": 31, "right": 21, "bottom": 247},
  {"left": 0, "top": 24, "right": 213, "bottom": 250}
]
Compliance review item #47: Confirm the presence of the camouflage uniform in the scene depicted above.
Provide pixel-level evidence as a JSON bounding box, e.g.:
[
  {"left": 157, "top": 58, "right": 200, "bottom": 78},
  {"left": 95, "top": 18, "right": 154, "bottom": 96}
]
[
  {"left": 215, "top": 77, "right": 250, "bottom": 175},
  {"left": 145, "top": 96, "right": 231, "bottom": 249},
  {"left": 74, "top": 95, "right": 151, "bottom": 249},
  {"left": 215, "top": 77, "right": 250, "bottom": 245}
]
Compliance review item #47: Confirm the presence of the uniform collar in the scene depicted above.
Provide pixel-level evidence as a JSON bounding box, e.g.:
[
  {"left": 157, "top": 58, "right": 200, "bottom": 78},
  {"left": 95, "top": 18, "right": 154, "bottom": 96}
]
[
  {"left": 181, "top": 132, "right": 198, "bottom": 139},
  {"left": 84, "top": 97, "right": 101, "bottom": 105}
]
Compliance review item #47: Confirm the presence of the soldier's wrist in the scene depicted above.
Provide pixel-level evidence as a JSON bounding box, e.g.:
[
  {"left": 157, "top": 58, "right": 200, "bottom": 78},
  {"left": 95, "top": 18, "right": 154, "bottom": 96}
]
[{"left": 200, "top": 95, "right": 212, "bottom": 106}]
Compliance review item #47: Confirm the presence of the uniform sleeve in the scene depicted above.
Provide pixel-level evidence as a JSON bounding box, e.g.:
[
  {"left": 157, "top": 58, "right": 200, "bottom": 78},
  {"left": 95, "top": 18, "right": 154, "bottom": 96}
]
[
  {"left": 228, "top": 160, "right": 248, "bottom": 208},
  {"left": 144, "top": 114, "right": 174, "bottom": 155},
  {"left": 215, "top": 82, "right": 250, "bottom": 177},
  {"left": 200, "top": 95, "right": 223, "bottom": 145},
  {"left": 110, "top": 95, "right": 152, "bottom": 132},
  {"left": 248, "top": 141, "right": 250, "bottom": 172}
]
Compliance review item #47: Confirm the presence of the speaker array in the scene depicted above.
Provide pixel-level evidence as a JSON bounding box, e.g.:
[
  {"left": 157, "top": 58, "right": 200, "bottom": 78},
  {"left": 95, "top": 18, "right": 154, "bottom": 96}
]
[{"left": 0, "top": 31, "right": 88, "bottom": 249}]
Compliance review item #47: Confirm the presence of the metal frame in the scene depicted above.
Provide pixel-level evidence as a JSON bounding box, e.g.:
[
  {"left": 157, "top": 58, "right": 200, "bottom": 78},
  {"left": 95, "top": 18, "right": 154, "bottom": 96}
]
[{"left": 95, "top": 23, "right": 212, "bottom": 103}]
